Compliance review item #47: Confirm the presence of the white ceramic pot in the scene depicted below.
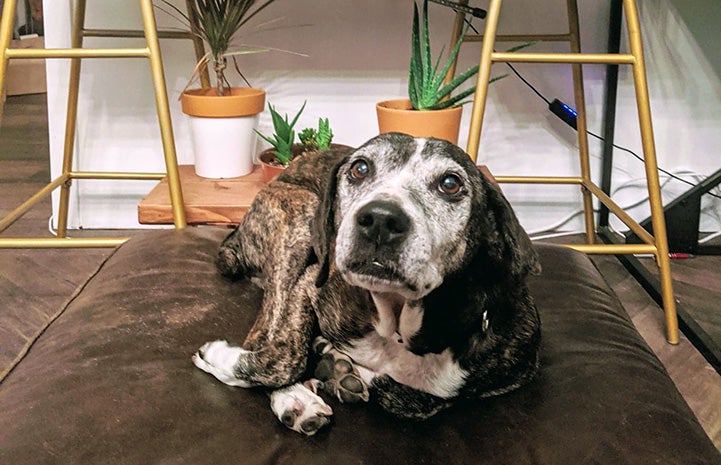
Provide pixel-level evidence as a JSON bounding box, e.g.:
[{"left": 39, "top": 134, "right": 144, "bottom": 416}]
[
  {"left": 180, "top": 87, "right": 266, "bottom": 179},
  {"left": 187, "top": 113, "right": 258, "bottom": 178}
]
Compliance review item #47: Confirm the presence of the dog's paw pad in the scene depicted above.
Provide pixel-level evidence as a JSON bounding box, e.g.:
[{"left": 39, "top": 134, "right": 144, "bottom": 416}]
[
  {"left": 314, "top": 352, "right": 369, "bottom": 404},
  {"left": 270, "top": 383, "right": 333, "bottom": 436}
]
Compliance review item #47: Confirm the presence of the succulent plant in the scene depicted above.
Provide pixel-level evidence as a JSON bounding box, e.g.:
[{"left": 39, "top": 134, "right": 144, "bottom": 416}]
[
  {"left": 299, "top": 118, "right": 333, "bottom": 152},
  {"left": 408, "top": 0, "right": 529, "bottom": 110},
  {"left": 255, "top": 101, "right": 306, "bottom": 166}
]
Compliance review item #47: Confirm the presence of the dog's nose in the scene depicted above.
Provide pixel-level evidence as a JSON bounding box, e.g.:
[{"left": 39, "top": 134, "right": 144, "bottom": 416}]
[{"left": 356, "top": 201, "right": 411, "bottom": 246}]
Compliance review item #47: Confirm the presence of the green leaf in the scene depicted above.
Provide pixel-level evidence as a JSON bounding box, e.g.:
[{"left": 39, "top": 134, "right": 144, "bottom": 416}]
[
  {"left": 409, "top": 2, "right": 424, "bottom": 109},
  {"left": 427, "top": 85, "right": 477, "bottom": 110},
  {"left": 289, "top": 100, "right": 307, "bottom": 129},
  {"left": 430, "top": 24, "right": 469, "bottom": 93},
  {"left": 434, "top": 64, "right": 479, "bottom": 102},
  {"left": 421, "top": 0, "right": 432, "bottom": 88}
]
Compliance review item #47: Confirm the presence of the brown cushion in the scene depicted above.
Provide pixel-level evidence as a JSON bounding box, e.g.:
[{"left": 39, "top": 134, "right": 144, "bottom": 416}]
[{"left": 0, "top": 227, "right": 718, "bottom": 465}]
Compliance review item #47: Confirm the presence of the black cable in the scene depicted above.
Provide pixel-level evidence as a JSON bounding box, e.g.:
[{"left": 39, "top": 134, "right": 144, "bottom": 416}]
[
  {"left": 504, "top": 62, "right": 551, "bottom": 105},
  {"left": 585, "top": 131, "right": 721, "bottom": 200},
  {"left": 457, "top": 13, "right": 721, "bottom": 201},
  {"left": 461, "top": 17, "right": 550, "bottom": 105}
]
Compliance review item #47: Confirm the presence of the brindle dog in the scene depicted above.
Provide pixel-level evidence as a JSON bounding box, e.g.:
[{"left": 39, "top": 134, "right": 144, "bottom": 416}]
[{"left": 193, "top": 133, "right": 541, "bottom": 436}]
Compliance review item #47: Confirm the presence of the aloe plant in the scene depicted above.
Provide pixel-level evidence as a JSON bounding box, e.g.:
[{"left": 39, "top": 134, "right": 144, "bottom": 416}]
[
  {"left": 255, "top": 101, "right": 306, "bottom": 166},
  {"left": 158, "top": 0, "right": 277, "bottom": 96},
  {"left": 408, "top": 0, "right": 525, "bottom": 111},
  {"left": 408, "top": 0, "right": 473, "bottom": 110}
]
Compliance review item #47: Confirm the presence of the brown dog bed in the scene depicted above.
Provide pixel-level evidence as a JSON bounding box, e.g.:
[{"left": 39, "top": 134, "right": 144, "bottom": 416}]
[{"left": 0, "top": 227, "right": 718, "bottom": 465}]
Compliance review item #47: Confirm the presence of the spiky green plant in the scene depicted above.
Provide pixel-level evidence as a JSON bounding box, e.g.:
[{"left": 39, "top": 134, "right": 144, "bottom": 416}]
[
  {"left": 158, "top": 0, "right": 277, "bottom": 96},
  {"left": 255, "top": 101, "right": 306, "bottom": 166},
  {"left": 408, "top": 0, "right": 478, "bottom": 111},
  {"left": 408, "top": 0, "right": 530, "bottom": 110}
]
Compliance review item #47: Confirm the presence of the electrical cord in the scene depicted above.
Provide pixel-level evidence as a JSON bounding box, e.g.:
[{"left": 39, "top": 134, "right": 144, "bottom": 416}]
[
  {"left": 585, "top": 131, "right": 721, "bottom": 200},
  {"left": 48, "top": 215, "right": 58, "bottom": 237}
]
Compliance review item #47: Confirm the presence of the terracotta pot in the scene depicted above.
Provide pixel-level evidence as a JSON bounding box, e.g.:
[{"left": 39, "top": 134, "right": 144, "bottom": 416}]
[
  {"left": 258, "top": 148, "right": 286, "bottom": 183},
  {"left": 180, "top": 87, "right": 265, "bottom": 179},
  {"left": 376, "top": 98, "right": 463, "bottom": 145},
  {"left": 258, "top": 144, "right": 353, "bottom": 183}
]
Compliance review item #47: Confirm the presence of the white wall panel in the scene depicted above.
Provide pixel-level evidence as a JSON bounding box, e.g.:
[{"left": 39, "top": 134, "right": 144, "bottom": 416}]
[{"left": 43, "top": 0, "right": 721, "bottom": 234}]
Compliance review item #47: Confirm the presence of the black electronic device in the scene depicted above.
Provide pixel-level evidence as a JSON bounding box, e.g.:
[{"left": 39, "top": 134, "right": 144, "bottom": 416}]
[{"left": 428, "top": 0, "right": 487, "bottom": 19}]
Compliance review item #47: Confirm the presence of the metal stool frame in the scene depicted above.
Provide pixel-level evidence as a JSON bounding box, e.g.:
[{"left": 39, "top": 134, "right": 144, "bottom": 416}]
[
  {"left": 447, "top": 0, "right": 679, "bottom": 343},
  {"left": 0, "top": 0, "right": 206, "bottom": 248}
]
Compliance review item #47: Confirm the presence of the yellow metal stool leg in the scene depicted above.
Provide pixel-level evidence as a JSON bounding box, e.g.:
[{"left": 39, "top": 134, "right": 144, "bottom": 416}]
[
  {"left": 623, "top": 0, "right": 678, "bottom": 344},
  {"left": 140, "top": 0, "right": 186, "bottom": 229},
  {"left": 56, "top": 0, "right": 88, "bottom": 238},
  {"left": 566, "top": 0, "right": 595, "bottom": 244},
  {"left": 465, "top": 0, "right": 502, "bottom": 163},
  {"left": 0, "top": 0, "right": 17, "bottom": 121}
]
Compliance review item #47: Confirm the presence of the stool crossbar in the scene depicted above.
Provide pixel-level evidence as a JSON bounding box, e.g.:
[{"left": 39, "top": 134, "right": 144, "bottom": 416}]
[
  {"left": 0, "top": 0, "right": 206, "bottom": 248},
  {"left": 447, "top": 0, "right": 679, "bottom": 343}
]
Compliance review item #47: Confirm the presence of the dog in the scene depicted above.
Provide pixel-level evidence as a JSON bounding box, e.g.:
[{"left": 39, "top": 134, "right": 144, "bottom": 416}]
[{"left": 192, "top": 132, "right": 542, "bottom": 436}]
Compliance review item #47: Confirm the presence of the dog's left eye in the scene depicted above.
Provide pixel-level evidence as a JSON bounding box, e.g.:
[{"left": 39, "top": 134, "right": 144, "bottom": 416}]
[
  {"left": 349, "top": 159, "right": 370, "bottom": 181},
  {"left": 438, "top": 173, "right": 463, "bottom": 196}
]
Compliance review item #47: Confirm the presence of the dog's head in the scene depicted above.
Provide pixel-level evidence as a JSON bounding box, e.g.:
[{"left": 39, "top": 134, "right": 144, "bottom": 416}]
[{"left": 313, "top": 133, "right": 539, "bottom": 298}]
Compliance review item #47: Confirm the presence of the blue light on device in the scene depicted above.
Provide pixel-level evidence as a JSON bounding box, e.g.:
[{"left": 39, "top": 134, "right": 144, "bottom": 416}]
[{"left": 549, "top": 98, "right": 578, "bottom": 130}]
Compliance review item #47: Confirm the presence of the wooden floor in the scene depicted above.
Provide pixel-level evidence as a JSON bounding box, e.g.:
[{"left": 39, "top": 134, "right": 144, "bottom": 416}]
[{"left": 1, "top": 94, "right": 720, "bottom": 450}]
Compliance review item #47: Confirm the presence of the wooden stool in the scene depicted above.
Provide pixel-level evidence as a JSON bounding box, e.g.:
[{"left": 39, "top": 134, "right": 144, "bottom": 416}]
[
  {"left": 0, "top": 0, "right": 205, "bottom": 248},
  {"left": 448, "top": 0, "right": 679, "bottom": 344}
]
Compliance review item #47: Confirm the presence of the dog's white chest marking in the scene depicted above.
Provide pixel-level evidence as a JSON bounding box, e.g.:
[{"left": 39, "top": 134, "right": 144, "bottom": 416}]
[
  {"left": 345, "top": 332, "right": 467, "bottom": 399},
  {"left": 398, "top": 301, "right": 423, "bottom": 343},
  {"left": 370, "top": 293, "right": 398, "bottom": 339},
  {"left": 371, "top": 292, "right": 424, "bottom": 343}
]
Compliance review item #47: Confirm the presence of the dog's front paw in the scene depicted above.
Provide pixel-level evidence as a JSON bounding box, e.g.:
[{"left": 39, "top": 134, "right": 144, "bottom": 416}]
[
  {"left": 192, "top": 340, "right": 257, "bottom": 388},
  {"left": 312, "top": 337, "right": 370, "bottom": 403},
  {"left": 270, "top": 382, "right": 333, "bottom": 436}
]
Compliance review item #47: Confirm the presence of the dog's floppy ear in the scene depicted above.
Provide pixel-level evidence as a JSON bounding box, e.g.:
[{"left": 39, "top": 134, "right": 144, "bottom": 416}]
[
  {"left": 312, "top": 155, "right": 349, "bottom": 287},
  {"left": 471, "top": 175, "right": 541, "bottom": 278}
]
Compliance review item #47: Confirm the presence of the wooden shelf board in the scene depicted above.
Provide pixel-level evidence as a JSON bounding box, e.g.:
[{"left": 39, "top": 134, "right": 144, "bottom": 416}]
[{"left": 138, "top": 165, "right": 265, "bottom": 225}]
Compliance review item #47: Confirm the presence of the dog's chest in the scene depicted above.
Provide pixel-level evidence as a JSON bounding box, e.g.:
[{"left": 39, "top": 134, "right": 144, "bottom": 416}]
[{"left": 345, "top": 332, "right": 467, "bottom": 399}]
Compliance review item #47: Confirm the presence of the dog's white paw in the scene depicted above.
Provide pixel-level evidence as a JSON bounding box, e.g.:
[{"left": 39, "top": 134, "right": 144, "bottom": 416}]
[
  {"left": 192, "top": 340, "right": 257, "bottom": 388},
  {"left": 270, "top": 382, "right": 333, "bottom": 436}
]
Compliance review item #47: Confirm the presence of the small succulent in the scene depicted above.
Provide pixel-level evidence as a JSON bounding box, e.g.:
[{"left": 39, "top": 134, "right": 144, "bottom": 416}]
[
  {"left": 255, "top": 101, "right": 306, "bottom": 166},
  {"left": 299, "top": 118, "right": 334, "bottom": 152}
]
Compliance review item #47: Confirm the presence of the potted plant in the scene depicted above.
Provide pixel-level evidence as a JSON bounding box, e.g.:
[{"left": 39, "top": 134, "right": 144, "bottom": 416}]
[
  {"left": 376, "top": 0, "right": 512, "bottom": 144},
  {"left": 159, "top": 0, "right": 276, "bottom": 179},
  {"left": 255, "top": 101, "right": 341, "bottom": 182}
]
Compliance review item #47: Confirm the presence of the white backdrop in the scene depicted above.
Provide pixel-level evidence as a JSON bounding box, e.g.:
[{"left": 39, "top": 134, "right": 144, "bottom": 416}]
[{"left": 43, "top": 0, "right": 721, "bottom": 235}]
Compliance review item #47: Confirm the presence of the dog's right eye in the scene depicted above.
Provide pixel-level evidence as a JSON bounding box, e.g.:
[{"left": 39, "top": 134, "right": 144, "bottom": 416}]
[{"left": 349, "top": 159, "right": 370, "bottom": 181}]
